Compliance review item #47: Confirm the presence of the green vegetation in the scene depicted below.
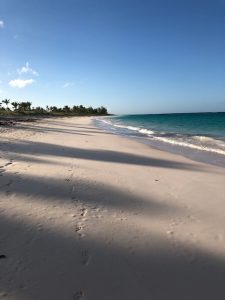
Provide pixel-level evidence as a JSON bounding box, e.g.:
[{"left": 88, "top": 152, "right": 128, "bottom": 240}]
[{"left": 0, "top": 99, "right": 109, "bottom": 116}]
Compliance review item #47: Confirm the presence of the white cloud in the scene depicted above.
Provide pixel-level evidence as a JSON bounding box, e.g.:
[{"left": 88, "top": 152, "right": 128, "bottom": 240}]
[
  {"left": 0, "top": 20, "right": 4, "bottom": 29},
  {"left": 17, "top": 62, "right": 39, "bottom": 76},
  {"left": 62, "top": 82, "right": 74, "bottom": 88},
  {"left": 9, "top": 78, "right": 35, "bottom": 88}
]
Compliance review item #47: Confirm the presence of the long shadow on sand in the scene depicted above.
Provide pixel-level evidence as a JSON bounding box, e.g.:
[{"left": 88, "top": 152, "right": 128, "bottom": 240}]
[
  {"left": 0, "top": 173, "right": 225, "bottom": 300},
  {"left": 12, "top": 123, "right": 93, "bottom": 136},
  {"left": 0, "top": 139, "right": 207, "bottom": 171},
  {"left": 0, "top": 171, "right": 179, "bottom": 215}
]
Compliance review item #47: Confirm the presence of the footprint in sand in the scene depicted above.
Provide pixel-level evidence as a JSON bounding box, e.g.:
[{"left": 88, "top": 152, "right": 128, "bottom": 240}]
[
  {"left": 0, "top": 169, "right": 5, "bottom": 176},
  {"left": 166, "top": 218, "right": 182, "bottom": 242},
  {"left": 167, "top": 218, "right": 197, "bottom": 264},
  {"left": 80, "top": 208, "right": 87, "bottom": 217},
  {"left": 73, "top": 290, "right": 85, "bottom": 300},
  {"left": 81, "top": 249, "right": 91, "bottom": 266},
  {"left": 0, "top": 292, "right": 8, "bottom": 298},
  {"left": 6, "top": 190, "right": 13, "bottom": 196},
  {"left": 75, "top": 225, "right": 85, "bottom": 238},
  {"left": 6, "top": 179, "right": 13, "bottom": 187},
  {"left": 0, "top": 161, "right": 13, "bottom": 175},
  {"left": 75, "top": 225, "right": 82, "bottom": 232}
]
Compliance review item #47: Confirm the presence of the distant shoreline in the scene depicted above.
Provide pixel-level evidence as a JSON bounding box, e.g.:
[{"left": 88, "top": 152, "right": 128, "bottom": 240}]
[{"left": 0, "top": 113, "right": 112, "bottom": 127}]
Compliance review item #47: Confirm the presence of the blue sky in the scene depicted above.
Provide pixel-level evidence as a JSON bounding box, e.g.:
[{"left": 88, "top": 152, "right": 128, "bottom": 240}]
[{"left": 0, "top": 0, "right": 225, "bottom": 114}]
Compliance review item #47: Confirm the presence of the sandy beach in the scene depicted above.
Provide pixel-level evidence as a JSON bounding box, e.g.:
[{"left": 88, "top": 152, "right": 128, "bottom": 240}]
[{"left": 0, "top": 116, "right": 225, "bottom": 300}]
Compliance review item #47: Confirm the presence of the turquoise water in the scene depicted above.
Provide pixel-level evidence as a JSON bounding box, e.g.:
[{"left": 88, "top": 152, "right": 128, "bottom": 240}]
[{"left": 94, "top": 112, "right": 225, "bottom": 165}]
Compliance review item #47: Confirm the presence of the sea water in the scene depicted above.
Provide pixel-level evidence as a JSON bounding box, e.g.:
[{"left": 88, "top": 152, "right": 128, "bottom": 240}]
[{"left": 93, "top": 112, "right": 225, "bottom": 167}]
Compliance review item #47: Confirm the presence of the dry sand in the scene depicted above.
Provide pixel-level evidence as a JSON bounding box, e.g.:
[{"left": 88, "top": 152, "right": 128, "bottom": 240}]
[{"left": 0, "top": 117, "right": 225, "bottom": 300}]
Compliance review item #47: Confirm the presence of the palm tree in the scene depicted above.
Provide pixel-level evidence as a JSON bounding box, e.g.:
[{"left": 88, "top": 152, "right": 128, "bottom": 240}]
[
  {"left": 87, "top": 106, "right": 94, "bottom": 114},
  {"left": 63, "top": 105, "right": 70, "bottom": 113},
  {"left": 97, "top": 106, "right": 108, "bottom": 115},
  {"left": 26, "top": 101, "right": 32, "bottom": 111},
  {"left": 2, "top": 99, "right": 10, "bottom": 110},
  {"left": 11, "top": 101, "right": 19, "bottom": 111}
]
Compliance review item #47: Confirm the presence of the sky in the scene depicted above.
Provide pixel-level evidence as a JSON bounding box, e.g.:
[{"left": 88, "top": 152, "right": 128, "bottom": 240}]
[{"left": 0, "top": 0, "right": 225, "bottom": 114}]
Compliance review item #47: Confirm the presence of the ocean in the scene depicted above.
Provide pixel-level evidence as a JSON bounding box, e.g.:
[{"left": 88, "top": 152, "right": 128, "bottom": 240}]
[{"left": 93, "top": 112, "right": 225, "bottom": 167}]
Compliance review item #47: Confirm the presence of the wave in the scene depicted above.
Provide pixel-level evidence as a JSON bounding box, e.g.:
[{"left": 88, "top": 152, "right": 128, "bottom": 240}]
[
  {"left": 192, "top": 136, "right": 215, "bottom": 142},
  {"left": 114, "top": 124, "right": 155, "bottom": 134},
  {"left": 95, "top": 117, "right": 225, "bottom": 156},
  {"left": 153, "top": 136, "right": 225, "bottom": 156},
  {"left": 95, "top": 118, "right": 155, "bottom": 135},
  {"left": 99, "top": 119, "right": 113, "bottom": 125}
]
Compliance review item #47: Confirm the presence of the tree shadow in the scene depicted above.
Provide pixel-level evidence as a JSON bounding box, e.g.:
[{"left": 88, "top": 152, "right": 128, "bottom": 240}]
[
  {"left": 0, "top": 171, "right": 180, "bottom": 216},
  {"left": 0, "top": 154, "right": 65, "bottom": 166},
  {"left": 0, "top": 146, "right": 224, "bottom": 299},
  {"left": 0, "top": 178, "right": 224, "bottom": 300},
  {"left": 12, "top": 123, "right": 92, "bottom": 136},
  {"left": 0, "top": 139, "right": 208, "bottom": 171},
  {"left": 39, "top": 120, "right": 108, "bottom": 132},
  {"left": 43, "top": 119, "right": 98, "bottom": 130},
  {"left": 13, "top": 121, "right": 113, "bottom": 135}
]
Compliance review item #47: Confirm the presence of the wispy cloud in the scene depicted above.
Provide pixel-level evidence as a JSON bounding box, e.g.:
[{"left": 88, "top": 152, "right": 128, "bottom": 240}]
[
  {"left": 0, "top": 20, "right": 4, "bottom": 29},
  {"left": 62, "top": 82, "right": 75, "bottom": 88},
  {"left": 17, "top": 62, "right": 39, "bottom": 76},
  {"left": 9, "top": 78, "right": 35, "bottom": 88}
]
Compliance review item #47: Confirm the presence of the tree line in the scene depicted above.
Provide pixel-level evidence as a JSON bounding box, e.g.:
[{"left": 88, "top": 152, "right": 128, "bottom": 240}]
[{"left": 0, "top": 99, "right": 108, "bottom": 115}]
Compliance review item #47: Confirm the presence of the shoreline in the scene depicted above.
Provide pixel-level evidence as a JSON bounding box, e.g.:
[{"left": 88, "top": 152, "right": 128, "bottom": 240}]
[
  {"left": 0, "top": 116, "right": 225, "bottom": 299},
  {"left": 121, "top": 134, "right": 225, "bottom": 168},
  {"left": 93, "top": 117, "right": 225, "bottom": 168}
]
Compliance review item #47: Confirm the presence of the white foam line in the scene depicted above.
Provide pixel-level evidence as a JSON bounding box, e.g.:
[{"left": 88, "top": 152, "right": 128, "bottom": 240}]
[
  {"left": 153, "top": 136, "right": 225, "bottom": 156},
  {"left": 97, "top": 119, "right": 225, "bottom": 155}
]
